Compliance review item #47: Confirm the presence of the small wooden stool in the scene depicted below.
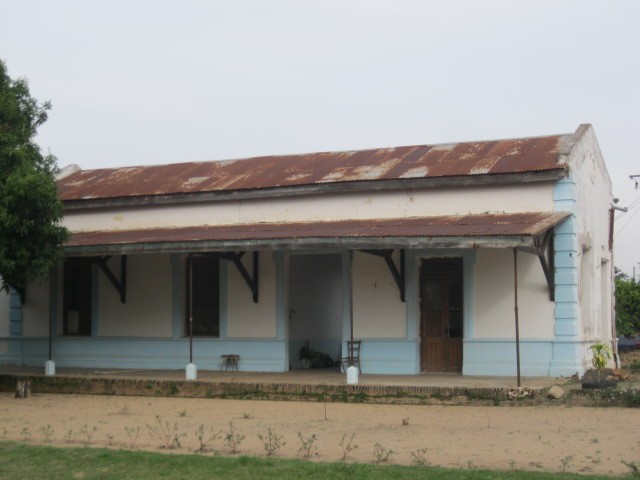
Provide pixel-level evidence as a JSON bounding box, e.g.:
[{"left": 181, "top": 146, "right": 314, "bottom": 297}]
[{"left": 220, "top": 354, "right": 240, "bottom": 371}]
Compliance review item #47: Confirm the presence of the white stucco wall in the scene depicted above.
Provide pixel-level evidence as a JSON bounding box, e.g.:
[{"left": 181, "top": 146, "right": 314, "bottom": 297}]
[
  {"left": 567, "top": 127, "right": 613, "bottom": 344},
  {"left": 0, "top": 289, "right": 9, "bottom": 337},
  {"left": 473, "top": 249, "right": 555, "bottom": 339},
  {"left": 62, "top": 182, "right": 555, "bottom": 233},
  {"left": 353, "top": 251, "right": 406, "bottom": 338},
  {"left": 99, "top": 254, "right": 173, "bottom": 337},
  {"left": 226, "top": 251, "right": 277, "bottom": 338},
  {"left": 22, "top": 279, "right": 50, "bottom": 337}
]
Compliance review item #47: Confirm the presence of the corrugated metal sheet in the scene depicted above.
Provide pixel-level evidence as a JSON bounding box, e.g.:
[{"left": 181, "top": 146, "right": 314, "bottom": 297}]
[
  {"left": 66, "top": 212, "right": 570, "bottom": 248},
  {"left": 57, "top": 133, "right": 572, "bottom": 201}
]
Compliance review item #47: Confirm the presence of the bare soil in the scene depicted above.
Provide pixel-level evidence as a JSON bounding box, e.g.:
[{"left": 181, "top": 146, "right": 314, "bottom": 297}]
[{"left": 0, "top": 393, "right": 637, "bottom": 476}]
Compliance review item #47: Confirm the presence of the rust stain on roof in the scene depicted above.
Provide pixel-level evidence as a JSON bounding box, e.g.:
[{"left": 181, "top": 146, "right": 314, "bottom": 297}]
[
  {"left": 57, "top": 132, "right": 571, "bottom": 202},
  {"left": 66, "top": 212, "right": 570, "bottom": 248}
]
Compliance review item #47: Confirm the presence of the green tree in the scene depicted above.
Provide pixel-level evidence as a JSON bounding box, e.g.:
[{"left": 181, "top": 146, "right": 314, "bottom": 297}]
[
  {"left": 615, "top": 268, "right": 640, "bottom": 337},
  {"left": 0, "top": 60, "right": 68, "bottom": 296}
]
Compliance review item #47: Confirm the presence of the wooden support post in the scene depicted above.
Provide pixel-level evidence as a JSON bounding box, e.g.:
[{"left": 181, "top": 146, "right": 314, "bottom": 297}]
[
  {"left": 513, "top": 248, "right": 521, "bottom": 388},
  {"left": 188, "top": 254, "right": 193, "bottom": 365}
]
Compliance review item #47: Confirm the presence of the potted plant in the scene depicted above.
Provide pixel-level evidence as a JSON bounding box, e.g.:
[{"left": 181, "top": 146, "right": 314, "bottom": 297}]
[
  {"left": 299, "top": 340, "right": 313, "bottom": 369},
  {"left": 582, "top": 342, "right": 616, "bottom": 389}
]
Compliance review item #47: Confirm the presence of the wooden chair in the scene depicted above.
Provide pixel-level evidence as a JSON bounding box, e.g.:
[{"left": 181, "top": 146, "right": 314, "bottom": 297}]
[{"left": 340, "top": 340, "right": 362, "bottom": 373}]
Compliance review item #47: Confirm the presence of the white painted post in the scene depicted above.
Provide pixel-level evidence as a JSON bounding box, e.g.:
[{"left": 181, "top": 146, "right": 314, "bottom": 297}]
[
  {"left": 186, "top": 363, "right": 197, "bottom": 380},
  {"left": 44, "top": 360, "right": 55, "bottom": 376},
  {"left": 346, "top": 365, "right": 358, "bottom": 384}
]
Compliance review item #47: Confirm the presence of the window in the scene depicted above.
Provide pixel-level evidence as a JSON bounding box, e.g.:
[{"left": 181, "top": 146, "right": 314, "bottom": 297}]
[
  {"left": 185, "top": 256, "right": 220, "bottom": 337},
  {"left": 63, "top": 259, "right": 92, "bottom": 335}
]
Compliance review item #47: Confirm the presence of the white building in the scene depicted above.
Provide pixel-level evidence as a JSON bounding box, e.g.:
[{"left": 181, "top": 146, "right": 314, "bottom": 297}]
[{"left": 0, "top": 124, "right": 614, "bottom": 377}]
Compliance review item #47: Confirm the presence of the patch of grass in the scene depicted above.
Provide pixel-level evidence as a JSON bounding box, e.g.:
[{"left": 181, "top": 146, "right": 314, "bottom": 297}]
[{"left": 0, "top": 442, "right": 617, "bottom": 480}]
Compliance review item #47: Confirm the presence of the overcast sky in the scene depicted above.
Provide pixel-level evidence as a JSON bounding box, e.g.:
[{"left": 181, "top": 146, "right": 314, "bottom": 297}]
[{"left": 2, "top": 0, "right": 639, "bottom": 275}]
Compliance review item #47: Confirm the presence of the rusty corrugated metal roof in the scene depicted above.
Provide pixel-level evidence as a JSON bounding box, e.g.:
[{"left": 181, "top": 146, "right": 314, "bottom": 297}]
[
  {"left": 57, "top": 132, "right": 573, "bottom": 202},
  {"left": 66, "top": 212, "right": 570, "bottom": 249}
]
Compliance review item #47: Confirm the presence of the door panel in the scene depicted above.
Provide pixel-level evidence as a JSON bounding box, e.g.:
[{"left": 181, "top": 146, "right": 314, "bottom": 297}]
[{"left": 420, "top": 258, "right": 463, "bottom": 373}]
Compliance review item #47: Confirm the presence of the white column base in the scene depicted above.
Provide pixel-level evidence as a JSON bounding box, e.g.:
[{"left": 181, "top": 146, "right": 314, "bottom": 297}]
[
  {"left": 45, "top": 360, "right": 56, "bottom": 376},
  {"left": 346, "top": 365, "right": 358, "bottom": 384},
  {"left": 186, "top": 363, "right": 197, "bottom": 380}
]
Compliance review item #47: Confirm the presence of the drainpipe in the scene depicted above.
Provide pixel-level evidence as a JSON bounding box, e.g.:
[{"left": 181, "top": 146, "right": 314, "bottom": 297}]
[
  {"left": 610, "top": 202, "right": 627, "bottom": 368},
  {"left": 513, "top": 248, "right": 521, "bottom": 388}
]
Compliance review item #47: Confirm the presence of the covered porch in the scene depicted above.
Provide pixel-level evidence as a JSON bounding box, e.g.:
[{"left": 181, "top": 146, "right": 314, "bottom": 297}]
[{"left": 14, "top": 212, "right": 569, "bottom": 380}]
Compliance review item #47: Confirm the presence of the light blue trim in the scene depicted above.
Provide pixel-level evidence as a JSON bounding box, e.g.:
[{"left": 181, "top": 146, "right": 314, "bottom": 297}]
[
  {"left": 170, "top": 254, "right": 183, "bottom": 339},
  {"left": 339, "top": 338, "right": 417, "bottom": 374},
  {"left": 405, "top": 249, "right": 475, "bottom": 373},
  {"left": 219, "top": 260, "right": 228, "bottom": 339},
  {"left": 3, "top": 336, "right": 288, "bottom": 372},
  {"left": 549, "top": 176, "right": 583, "bottom": 375},
  {"left": 91, "top": 265, "right": 99, "bottom": 337}
]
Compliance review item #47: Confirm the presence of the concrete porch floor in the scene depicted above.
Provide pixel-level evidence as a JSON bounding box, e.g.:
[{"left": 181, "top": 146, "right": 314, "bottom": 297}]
[{"left": 0, "top": 365, "right": 567, "bottom": 389}]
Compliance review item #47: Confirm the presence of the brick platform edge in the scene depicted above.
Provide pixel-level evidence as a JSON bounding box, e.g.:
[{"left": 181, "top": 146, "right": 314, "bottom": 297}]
[{"left": 0, "top": 374, "right": 545, "bottom": 405}]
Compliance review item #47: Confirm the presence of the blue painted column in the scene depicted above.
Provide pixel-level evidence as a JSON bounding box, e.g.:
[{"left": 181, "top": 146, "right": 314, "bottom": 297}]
[
  {"left": 275, "top": 252, "right": 288, "bottom": 370},
  {"left": 550, "top": 176, "right": 582, "bottom": 376},
  {"left": 403, "top": 250, "right": 420, "bottom": 373},
  {"left": 9, "top": 288, "right": 23, "bottom": 365},
  {"left": 170, "top": 254, "right": 184, "bottom": 339}
]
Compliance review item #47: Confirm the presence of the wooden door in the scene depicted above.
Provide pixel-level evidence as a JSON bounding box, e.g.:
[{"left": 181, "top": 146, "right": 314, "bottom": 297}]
[{"left": 420, "top": 258, "right": 463, "bottom": 373}]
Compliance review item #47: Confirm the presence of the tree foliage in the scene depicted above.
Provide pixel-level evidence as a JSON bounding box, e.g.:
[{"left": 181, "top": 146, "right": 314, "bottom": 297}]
[
  {"left": 615, "top": 269, "right": 640, "bottom": 337},
  {"left": 0, "top": 60, "right": 68, "bottom": 294}
]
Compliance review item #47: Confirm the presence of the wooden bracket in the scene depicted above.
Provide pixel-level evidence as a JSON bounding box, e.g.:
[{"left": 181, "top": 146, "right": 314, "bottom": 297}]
[
  {"left": 521, "top": 229, "right": 555, "bottom": 301},
  {"left": 93, "top": 255, "right": 127, "bottom": 304},
  {"left": 216, "top": 251, "right": 259, "bottom": 303},
  {"left": 359, "top": 249, "right": 405, "bottom": 302}
]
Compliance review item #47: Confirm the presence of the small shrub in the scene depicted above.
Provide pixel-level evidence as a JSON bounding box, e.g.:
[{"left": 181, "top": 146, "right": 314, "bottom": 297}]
[
  {"left": 401, "top": 417, "right": 409, "bottom": 426},
  {"left": 64, "top": 429, "right": 74, "bottom": 443},
  {"left": 241, "top": 412, "right": 254, "bottom": 419},
  {"left": 560, "top": 455, "right": 573, "bottom": 472},
  {"left": 339, "top": 433, "right": 358, "bottom": 461},
  {"left": 257, "top": 428, "right": 285, "bottom": 456},
  {"left": 410, "top": 448, "right": 430, "bottom": 466},
  {"left": 224, "top": 422, "right": 244, "bottom": 454},
  {"left": 39, "top": 424, "right": 54, "bottom": 443},
  {"left": 622, "top": 460, "right": 640, "bottom": 477},
  {"left": 628, "top": 360, "right": 640, "bottom": 371},
  {"left": 20, "top": 427, "right": 30, "bottom": 442},
  {"left": 79, "top": 425, "right": 97, "bottom": 446},
  {"left": 146, "top": 416, "right": 185, "bottom": 449},
  {"left": 106, "top": 434, "right": 114, "bottom": 446},
  {"left": 373, "top": 443, "right": 395, "bottom": 464},
  {"left": 118, "top": 404, "right": 130, "bottom": 416},
  {"left": 178, "top": 409, "right": 187, "bottom": 417},
  {"left": 124, "top": 426, "right": 141, "bottom": 448},
  {"left": 297, "top": 432, "right": 318, "bottom": 458},
  {"left": 590, "top": 343, "right": 612, "bottom": 369},
  {"left": 194, "top": 425, "right": 222, "bottom": 453}
]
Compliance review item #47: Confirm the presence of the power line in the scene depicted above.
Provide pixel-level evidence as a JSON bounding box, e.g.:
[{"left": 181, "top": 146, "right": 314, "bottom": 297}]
[{"left": 615, "top": 200, "right": 640, "bottom": 236}]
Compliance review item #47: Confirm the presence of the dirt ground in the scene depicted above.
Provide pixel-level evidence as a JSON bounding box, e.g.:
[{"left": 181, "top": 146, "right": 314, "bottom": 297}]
[{"left": 0, "top": 393, "right": 637, "bottom": 476}]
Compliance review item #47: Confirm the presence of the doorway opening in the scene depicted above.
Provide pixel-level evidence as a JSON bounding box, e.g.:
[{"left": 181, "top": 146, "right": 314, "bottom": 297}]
[
  {"left": 288, "top": 254, "right": 343, "bottom": 370},
  {"left": 420, "top": 257, "right": 463, "bottom": 372}
]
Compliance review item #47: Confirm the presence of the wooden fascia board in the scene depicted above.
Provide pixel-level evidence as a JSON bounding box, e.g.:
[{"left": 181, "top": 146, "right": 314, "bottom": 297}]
[{"left": 64, "top": 235, "right": 536, "bottom": 257}]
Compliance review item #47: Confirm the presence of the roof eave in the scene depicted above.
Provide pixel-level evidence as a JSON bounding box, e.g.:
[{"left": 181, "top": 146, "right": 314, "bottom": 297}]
[
  {"left": 64, "top": 234, "right": 539, "bottom": 257},
  {"left": 61, "top": 169, "right": 567, "bottom": 211}
]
